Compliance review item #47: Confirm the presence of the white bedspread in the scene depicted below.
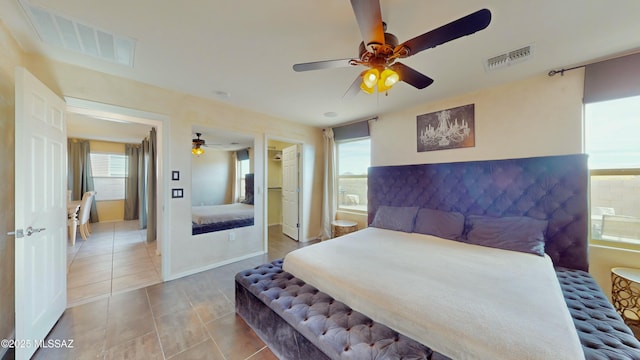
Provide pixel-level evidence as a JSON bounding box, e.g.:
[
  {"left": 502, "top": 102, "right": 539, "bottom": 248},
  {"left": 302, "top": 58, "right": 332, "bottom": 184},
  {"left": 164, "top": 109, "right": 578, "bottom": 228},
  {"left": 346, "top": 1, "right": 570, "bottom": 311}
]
[
  {"left": 283, "top": 227, "right": 585, "bottom": 360},
  {"left": 191, "top": 203, "right": 253, "bottom": 225}
]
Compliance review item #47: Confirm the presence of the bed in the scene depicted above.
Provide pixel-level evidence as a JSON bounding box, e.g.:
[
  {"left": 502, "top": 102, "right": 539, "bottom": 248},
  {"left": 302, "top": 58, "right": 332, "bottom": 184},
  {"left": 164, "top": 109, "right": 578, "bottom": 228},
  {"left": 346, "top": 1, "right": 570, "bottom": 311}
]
[
  {"left": 235, "top": 154, "right": 640, "bottom": 359},
  {"left": 192, "top": 173, "right": 254, "bottom": 235}
]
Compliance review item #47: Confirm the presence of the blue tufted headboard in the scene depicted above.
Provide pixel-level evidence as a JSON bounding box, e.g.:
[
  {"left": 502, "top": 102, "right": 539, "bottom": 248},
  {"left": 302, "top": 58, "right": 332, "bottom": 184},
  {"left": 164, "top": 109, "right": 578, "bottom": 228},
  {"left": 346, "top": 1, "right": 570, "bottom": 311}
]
[{"left": 368, "top": 154, "right": 589, "bottom": 271}]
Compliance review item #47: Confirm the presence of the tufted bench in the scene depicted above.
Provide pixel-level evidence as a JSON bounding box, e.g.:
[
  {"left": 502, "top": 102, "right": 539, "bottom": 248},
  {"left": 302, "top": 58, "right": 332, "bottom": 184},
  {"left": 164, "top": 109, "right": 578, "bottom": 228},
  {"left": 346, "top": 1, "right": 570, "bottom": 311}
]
[
  {"left": 236, "top": 259, "right": 433, "bottom": 360},
  {"left": 556, "top": 267, "right": 640, "bottom": 359},
  {"left": 237, "top": 260, "right": 640, "bottom": 360}
]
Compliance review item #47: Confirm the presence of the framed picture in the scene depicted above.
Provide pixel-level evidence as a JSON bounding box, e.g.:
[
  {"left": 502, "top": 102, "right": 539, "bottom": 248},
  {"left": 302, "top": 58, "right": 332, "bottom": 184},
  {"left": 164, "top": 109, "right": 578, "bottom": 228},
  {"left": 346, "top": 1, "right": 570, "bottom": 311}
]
[
  {"left": 172, "top": 170, "right": 180, "bottom": 181},
  {"left": 417, "top": 104, "right": 475, "bottom": 152}
]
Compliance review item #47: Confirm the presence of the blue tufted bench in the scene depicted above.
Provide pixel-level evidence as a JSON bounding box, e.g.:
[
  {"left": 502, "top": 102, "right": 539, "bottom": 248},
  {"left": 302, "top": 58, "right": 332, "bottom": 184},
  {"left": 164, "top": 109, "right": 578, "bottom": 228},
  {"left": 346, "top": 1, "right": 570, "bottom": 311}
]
[
  {"left": 236, "top": 260, "right": 640, "bottom": 360},
  {"left": 556, "top": 267, "right": 640, "bottom": 359},
  {"left": 236, "top": 259, "right": 433, "bottom": 360}
]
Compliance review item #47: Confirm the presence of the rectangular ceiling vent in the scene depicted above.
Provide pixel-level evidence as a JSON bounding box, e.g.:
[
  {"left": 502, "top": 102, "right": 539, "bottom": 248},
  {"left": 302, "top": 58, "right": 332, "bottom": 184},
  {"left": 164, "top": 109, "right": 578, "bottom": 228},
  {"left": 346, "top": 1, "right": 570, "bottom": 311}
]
[
  {"left": 485, "top": 45, "right": 534, "bottom": 71},
  {"left": 20, "top": 0, "right": 136, "bottom": 67}
]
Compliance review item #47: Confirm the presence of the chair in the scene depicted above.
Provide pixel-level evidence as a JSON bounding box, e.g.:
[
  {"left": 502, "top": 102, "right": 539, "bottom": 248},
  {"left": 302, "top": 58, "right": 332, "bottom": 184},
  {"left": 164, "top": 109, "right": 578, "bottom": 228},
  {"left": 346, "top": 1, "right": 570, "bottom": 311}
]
[
  {"left": 602, "top": 214, "right": 640, "bottom": 243},
  {"left": 77, "top": 191, "right": 96, "bottom": 241}
]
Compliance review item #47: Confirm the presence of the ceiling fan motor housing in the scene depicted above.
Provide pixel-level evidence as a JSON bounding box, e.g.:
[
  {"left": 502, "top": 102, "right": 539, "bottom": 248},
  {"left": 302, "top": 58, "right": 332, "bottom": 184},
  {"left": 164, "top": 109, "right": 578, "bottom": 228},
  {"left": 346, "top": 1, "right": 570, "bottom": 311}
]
[{"left": 359, "top": 32, "right": 399, "bottom": 65}]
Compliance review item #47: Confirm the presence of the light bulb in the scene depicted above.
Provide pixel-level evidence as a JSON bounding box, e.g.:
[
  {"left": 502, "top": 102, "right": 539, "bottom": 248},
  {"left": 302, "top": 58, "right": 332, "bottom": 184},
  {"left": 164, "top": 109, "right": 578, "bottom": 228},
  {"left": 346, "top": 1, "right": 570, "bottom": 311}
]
[
  {"left": 362, "top": 68, "right": 379, "bottom": 89},
  {"left": 378, "top": 68, "right": 400, "bottom": 92}
]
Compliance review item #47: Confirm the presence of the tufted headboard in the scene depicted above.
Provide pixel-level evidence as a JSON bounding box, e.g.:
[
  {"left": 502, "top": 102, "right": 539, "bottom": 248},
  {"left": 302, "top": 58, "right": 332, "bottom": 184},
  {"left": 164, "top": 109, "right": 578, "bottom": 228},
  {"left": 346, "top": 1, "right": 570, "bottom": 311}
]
[{"left": 368, "top": 154, "right": 589, "bottom": 271}]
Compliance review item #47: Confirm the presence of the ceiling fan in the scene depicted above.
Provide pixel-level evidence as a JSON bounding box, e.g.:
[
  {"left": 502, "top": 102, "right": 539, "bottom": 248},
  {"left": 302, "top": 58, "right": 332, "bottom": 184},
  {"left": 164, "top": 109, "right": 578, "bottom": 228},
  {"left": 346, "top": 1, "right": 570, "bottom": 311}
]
[
  {"left": 192, "top": 133, "right": 208, "bottom": 155},
  {"left": 293, "top": 0, "right": 492, "bottom": 96}
]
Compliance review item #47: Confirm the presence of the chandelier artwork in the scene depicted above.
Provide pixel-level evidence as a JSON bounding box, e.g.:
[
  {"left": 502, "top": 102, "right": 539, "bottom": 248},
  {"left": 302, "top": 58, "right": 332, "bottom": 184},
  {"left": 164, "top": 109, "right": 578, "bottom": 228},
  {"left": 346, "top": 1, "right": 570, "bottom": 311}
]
[{"left": 417, "top": 104, "right": 475, "bottom": 152}]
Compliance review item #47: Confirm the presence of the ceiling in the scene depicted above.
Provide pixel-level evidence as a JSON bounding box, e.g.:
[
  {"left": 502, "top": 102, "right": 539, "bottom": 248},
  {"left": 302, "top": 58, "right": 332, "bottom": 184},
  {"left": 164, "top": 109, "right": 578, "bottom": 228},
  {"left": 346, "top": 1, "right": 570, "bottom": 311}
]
[{"left": 2, "top": 0, "right": 640, "bottom": 129}]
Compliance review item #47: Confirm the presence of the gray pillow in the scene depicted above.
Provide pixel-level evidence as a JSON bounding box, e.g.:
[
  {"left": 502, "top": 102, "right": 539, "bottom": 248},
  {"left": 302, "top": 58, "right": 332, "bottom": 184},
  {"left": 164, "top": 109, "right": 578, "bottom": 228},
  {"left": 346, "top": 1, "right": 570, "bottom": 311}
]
[
  {"left": 466, "top": 215, "right": 548, "bottom": 256},
  {"left": 370, "top": 206, "right": 419, "bottom": 233},
  {"left": 414, "top": 208, "right": 465, "bottom": 240}
]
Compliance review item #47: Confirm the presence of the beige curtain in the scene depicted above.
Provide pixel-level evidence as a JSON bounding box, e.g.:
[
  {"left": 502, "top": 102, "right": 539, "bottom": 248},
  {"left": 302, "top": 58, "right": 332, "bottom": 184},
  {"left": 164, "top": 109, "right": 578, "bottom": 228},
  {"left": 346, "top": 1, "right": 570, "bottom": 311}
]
[{"left": 321, "top": 128, "right": 336, "bottom": 239}]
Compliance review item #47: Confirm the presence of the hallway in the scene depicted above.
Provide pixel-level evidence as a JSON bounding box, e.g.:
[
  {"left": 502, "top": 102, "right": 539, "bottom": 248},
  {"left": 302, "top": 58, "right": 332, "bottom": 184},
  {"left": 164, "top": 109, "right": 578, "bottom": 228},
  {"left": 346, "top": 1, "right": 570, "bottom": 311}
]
[{"left": 66, "top": 220, "right": 162, "bottom": 306}]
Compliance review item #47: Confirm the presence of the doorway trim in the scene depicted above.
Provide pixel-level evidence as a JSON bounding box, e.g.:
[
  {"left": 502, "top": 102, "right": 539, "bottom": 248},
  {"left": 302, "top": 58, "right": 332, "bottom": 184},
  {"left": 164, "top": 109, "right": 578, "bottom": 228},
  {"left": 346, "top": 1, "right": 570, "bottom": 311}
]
[
  {"left": 65, "top": 97, "right": 171, "bottom": 280},
  {"left": 264, "top": 135, "right": 305, "bottom": 250}
]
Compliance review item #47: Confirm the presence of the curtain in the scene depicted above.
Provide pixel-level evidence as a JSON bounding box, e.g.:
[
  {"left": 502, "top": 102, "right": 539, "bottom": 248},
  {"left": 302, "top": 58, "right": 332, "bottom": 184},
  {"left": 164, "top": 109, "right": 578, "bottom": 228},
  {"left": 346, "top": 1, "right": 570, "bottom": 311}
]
[
  {"left": 145, "top": 128, "right": 157, "bottom": 242},
  {"left": 139, "top": 138, "right": 149, "bottom": 229},
  {"left": 321, "top": 128, "right": 337, "bottom": 239},
  {"left": 67, "top": 139, "right": 98, "bottom": 223},
  {"left": 583, "top": 52, "right": 640, "bottom": 104},
  {"left": 124, "top": 144, "right": 142, "bottom": 220}
]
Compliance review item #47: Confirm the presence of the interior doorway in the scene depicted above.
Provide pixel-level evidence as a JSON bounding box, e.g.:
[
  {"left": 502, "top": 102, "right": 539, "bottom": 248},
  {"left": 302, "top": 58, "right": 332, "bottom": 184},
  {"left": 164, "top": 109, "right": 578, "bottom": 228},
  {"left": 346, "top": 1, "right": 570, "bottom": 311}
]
[
  {"left": 64, "top": 98, "right": 169, "bottom": 304},
  {"left": 266, "top": 139, "right": 300, "bottom": 245}
]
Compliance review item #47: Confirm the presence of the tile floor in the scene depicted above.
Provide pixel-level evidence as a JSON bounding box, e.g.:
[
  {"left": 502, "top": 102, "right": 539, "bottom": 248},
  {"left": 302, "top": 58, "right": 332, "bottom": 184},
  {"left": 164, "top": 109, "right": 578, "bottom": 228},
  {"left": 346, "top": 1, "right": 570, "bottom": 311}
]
[
  {"left": 66, "top": 220, "right": 162, "bottom": 306},
  {"left": 31, "top": 225, "right": 317, "bottom": 360}
]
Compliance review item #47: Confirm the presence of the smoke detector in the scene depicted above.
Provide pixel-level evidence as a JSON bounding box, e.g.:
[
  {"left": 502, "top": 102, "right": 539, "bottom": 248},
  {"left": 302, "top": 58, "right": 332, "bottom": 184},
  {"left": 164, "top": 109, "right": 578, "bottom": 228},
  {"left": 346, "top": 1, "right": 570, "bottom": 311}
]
[{"left": 485, "top": 45, "right": 534, "bottom": 71}]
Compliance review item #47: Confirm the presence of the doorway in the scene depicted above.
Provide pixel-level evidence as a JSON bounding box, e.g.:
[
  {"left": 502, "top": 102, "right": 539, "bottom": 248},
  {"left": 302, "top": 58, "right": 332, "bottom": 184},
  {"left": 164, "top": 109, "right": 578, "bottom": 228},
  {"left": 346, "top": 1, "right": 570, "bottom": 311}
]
[
  {"left": 64, "top": 98, "right": 169, "bottom": 304},
  {"left": 266, "top": 139, "right": 300, "bottom": 246}
]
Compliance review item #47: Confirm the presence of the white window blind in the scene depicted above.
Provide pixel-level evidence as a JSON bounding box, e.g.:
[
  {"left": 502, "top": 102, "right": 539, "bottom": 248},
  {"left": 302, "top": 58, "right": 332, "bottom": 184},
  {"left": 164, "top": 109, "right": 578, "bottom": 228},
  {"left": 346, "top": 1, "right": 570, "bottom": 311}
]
[{"left": 90, "top": 153, "right": 127, "bottom": 201}]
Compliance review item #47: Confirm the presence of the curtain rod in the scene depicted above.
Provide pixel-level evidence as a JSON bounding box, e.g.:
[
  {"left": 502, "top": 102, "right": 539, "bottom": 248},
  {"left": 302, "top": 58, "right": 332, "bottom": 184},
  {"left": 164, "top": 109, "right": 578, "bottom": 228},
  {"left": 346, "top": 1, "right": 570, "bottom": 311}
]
[{"left": 547, "top": 65, "right": 586, "bottom": 77}]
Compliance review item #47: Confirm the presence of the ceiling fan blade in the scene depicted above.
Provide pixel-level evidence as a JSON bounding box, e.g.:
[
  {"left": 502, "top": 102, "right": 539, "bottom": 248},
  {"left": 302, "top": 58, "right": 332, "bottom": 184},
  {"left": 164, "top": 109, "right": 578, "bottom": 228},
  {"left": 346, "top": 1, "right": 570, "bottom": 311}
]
[
  {"left": 350, "top": 0, "right": 385, "bottom": 49},
  {"left": 397, "top": 8, "right": 491, "bottom": 57},
  {"left": 391, "top": 62, "right": 434, "bottom": 89},
  {"left": 343, "top": 75, "right": 363, "bottom": 98},
  {"left": 293, "top": 58, "right": 354, "bottom": 72}
]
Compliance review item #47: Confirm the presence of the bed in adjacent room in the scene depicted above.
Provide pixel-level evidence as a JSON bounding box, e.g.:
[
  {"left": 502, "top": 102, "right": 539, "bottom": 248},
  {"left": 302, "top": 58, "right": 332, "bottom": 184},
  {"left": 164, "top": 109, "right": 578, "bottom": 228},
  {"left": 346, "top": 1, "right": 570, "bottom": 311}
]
[
  {"left": 192, "top": 173, "right": 254, "bottom": 235},
  {"left": 235, "top": 154, "right": 640, "bottom": 359}
]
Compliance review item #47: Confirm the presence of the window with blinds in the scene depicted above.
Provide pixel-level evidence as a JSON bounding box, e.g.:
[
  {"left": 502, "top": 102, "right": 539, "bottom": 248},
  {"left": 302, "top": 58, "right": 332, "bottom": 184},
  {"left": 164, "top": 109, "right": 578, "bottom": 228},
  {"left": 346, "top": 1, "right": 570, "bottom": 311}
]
[
  {"left": 90, "top": 153, "right": 127, "bottom": 201},
  {"left": 585, "top": 95, "right": 640, "bottom": 246},
  {"left": 336, "top": 138, "right": 370, "bottom": 212}
]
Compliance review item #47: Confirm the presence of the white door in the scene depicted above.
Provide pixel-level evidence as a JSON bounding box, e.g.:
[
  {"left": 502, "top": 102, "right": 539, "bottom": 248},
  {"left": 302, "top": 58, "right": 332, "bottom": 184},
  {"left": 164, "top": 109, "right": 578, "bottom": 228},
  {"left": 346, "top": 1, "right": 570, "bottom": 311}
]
[
  {"left": 14, "top": 67, "right": 67, "bottom": 360},
  {"left": 282, "top": 144, "right": 300, "bottom": 241}
]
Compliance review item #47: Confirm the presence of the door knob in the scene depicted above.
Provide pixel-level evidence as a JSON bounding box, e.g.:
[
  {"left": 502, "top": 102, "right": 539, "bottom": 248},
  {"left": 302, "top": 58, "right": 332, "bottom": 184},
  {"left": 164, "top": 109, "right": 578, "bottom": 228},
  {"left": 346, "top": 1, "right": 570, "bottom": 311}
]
[{"left": 25, "top": 226, "right": 46, "bottom": 237}]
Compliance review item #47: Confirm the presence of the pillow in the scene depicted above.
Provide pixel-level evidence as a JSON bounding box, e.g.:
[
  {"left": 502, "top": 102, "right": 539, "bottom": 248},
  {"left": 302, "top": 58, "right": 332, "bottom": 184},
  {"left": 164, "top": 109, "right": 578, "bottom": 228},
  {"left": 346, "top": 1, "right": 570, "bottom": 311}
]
[
  {"left": 466, "top": 215, "right": 548, "bottom": 256},
  {"left": 370, "top": 206, "right": 419, "bottom": 232},
  {"left": 414, "top": 208, "right": 465, "bottom": 240}
]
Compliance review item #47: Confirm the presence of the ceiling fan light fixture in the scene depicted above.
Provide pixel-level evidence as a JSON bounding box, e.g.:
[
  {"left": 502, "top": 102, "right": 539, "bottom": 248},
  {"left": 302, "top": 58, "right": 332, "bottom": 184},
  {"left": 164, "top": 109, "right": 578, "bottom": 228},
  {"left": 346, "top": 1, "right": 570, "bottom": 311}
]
[
  {"left": 360, "top": 82, "right": 375, "bottom": 94},
  {"left": 192, "top": 146, "right": 204, "bottom": 155},
  {"left": 378, "top": 68, "right": 399, "bottom": 92},
  {"left": 362, "top": 68, "right": 379, "bottom": 89}
]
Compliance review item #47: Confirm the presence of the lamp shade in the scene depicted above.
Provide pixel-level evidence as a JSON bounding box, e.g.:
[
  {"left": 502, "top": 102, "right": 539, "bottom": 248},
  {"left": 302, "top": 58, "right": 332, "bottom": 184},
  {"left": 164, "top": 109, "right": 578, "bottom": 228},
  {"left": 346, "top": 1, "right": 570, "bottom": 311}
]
[
  {"left": 362, "top": 68, "right": 379, "bottom": 89},
  {"left": 378, "top": 68, "right": 399, "bottom": 92},
  {"left": 192, "top": 147, "right": 204, "bottom": 155}
]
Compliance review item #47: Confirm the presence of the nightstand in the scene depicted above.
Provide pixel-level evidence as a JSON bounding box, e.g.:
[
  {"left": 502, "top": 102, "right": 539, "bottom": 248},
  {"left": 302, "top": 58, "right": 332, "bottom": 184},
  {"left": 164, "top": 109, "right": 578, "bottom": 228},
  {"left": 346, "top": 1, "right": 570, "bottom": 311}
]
[
  {"left": 331, "top": 220, "right": 358, "bottom": 238},
  {"left": 611, "top": 267, "right": 640, "bottom": 326}
]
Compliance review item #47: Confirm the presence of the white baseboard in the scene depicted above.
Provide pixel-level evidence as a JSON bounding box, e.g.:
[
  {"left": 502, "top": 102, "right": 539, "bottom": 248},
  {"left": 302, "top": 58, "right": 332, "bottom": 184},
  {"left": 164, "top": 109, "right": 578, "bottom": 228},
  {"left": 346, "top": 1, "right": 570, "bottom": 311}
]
[{"left": 166, "top": 251, "right": 266, "bottom": 281}]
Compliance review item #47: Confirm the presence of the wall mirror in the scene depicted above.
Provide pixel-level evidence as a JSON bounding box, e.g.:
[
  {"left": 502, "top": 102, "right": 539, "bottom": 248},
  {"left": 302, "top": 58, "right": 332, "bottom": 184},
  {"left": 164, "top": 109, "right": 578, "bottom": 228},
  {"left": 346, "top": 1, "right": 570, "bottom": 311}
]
[{"left": 191, "top": 127, "right": 255, "bottom": 235}]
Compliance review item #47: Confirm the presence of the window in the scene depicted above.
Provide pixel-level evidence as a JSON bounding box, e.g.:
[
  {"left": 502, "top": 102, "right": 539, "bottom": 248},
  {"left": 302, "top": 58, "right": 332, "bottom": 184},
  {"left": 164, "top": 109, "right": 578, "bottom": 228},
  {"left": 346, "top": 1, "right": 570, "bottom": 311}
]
[
  {"left": 585, "top": 95, "right": 640, "bottom": 245},
  {"left": 238, "top": 157, "right": 250, "bottom": 201},
  {"left": 337, "top": 138, "right": 370, "bottom": 212},
  {"left": 90, "top": 153, "right": 127, "bottom": 201}
]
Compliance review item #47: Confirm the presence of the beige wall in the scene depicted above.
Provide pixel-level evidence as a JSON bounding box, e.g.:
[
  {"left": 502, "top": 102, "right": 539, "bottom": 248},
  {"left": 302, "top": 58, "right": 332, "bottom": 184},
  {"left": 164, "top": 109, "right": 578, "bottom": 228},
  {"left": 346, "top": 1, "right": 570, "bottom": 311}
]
[
  {"left": 192, "top": 150, "right": 232, "bottom": 206},
  {"left": 19, "top": 51, "right": 324, "bottom": 278},
  {"left": 371, "top": 71, "right": 584, "bottom": 167},
  {"left": 0, "top": 20, "right": 20, "bottom": 356}
]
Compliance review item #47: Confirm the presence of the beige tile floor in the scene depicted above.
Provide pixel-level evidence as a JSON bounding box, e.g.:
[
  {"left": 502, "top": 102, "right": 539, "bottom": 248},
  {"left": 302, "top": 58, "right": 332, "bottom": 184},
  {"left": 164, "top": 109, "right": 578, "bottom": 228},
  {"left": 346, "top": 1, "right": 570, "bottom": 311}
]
[
  {"left": 29, "top": 225, "right": 316, "bottom": 360},
  {"left": 67, "top": 220, "right": 162, "bottom": 306}
]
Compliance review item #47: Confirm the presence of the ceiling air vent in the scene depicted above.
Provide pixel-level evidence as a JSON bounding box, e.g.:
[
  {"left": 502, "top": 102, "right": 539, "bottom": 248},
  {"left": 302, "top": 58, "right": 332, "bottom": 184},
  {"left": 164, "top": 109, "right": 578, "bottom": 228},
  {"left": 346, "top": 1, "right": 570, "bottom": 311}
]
[
  {"left": 20, "top": 0, "right": 136, "bottom": 67},
  {"left": 485, "top": 45, "right": 534, "bottom": 71}
]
